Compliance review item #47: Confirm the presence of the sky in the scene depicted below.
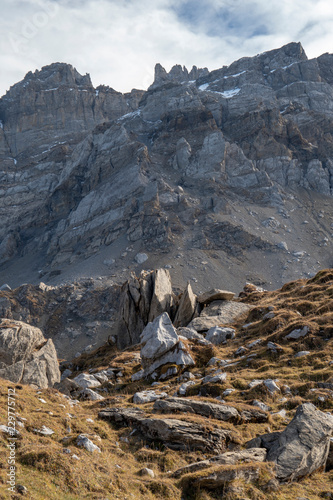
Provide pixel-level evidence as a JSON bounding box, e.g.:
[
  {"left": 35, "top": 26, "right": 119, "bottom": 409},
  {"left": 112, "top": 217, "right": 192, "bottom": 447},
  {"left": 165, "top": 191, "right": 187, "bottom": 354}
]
[{"left": 0, "top": 0, "right": 332, "bottom": 96}]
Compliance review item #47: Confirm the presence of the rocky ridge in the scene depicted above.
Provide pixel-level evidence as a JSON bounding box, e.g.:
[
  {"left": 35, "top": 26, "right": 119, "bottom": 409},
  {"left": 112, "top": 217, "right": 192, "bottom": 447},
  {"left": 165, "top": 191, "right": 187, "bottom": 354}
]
[{"left": 0, "top": 42, "right": 332, "bottom": 291}]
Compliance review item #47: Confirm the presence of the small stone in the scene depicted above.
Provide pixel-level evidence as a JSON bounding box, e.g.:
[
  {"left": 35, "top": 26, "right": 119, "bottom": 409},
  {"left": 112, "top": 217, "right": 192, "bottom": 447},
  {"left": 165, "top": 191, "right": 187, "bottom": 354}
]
[
  {"left": 77, "top": 434, "right": 101, "bottom": 453},
  {"left": 135, "top": 253, "right": 148, "bottom": 264},
  {"left": 16, "top": 484, "right": 28, "bottom": 495},
  {"left": 178, "top": 381, "right": 196, "bottom": 395},
  {"left": 197, "top": 289, "right": 235, "bottom": 304},
  {"left": 264, "top": 379, "right": 280, "bottom": 393},
  {"left": 286, "top": 326, "right": 309, "bottom": 340},
  {"left": 202, "top": 372, "right": 227, "bottom": 384},
  {"left": 252, "top": 400, "right": 270, "bottom": 411},
  {"left": 139, "top": 467, "right": 155, "bottom": 478},
  {"left": 295, "top": 351, "right": 311, "bottom": 358}
]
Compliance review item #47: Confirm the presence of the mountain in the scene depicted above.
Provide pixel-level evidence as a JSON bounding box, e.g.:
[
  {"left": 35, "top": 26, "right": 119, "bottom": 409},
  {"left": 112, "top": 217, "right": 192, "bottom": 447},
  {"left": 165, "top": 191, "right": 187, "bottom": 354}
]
[{"left": 0, "top": 42, "right": 332, "bottom": 292}]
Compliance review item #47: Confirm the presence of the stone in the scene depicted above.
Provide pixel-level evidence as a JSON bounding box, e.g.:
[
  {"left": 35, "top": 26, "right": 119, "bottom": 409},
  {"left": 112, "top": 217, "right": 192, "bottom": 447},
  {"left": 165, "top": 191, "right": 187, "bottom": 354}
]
[
  {"left": 73, "top": 373, "right": 101, "bottom": 390},
  {"left": 197, "top": 289, "right": 235, "bottom": 304},
  {"left": 286, "top": 326, "right": 310, "bottom": 340},
  {"left": 177, "top": 327, "right": 204, "bottom": 341},
  {"left": 134, "top": 253, "right": 148, "bottom": 264},
  {"left": 140, "top": 312, "right": 179, "bottom": 361},
  {"left": 172, "top": 448, "right": 267, "bottom": 477},
  {"left": 253, "top": 400, "right": 271, "bottom": 412},
  {"left": 99, "top": 407, "right": 231, "bottom": 453},
  {"left": 173, "top": 283, "right": 197, "bottom": 328},
  {"left": 154, "top": 397, "right": 240, "bottom": 422},
  {"left": 248, "top": 379, "right": 264, "bottom": 389},
  {"left": 247, "top": 403, "right": 333, "bottom": 482},
  {"left": 61, "top": 369, "right": 73, "bottom": 380},
  {"left": 0, "top": 319, "right": 60, "bottom": 388},
  {"left": 80, "top": 388, "right": 105, "bottom": 401},
  {"left": 140, "top": 313, "right": 195, "bottom": 377},
  {"left": 192, "top": 464, "right": 263, "bottom": 489},
  {"left": 178, "top": 381, "right": 197, "bottom": 396},
  {"left": 133, "top": 390, "right": 168, "bottom": 404},
  {"left": 131, "top": 369, "right": 144, "bottom": 382},
  {"left": 206, "top": 326, "right": 235, "bottom": 345},
  {"left": 264, "top": 379, "right": 280, "bottom": 393},
  {"left": 0, "top": 284, "right": 11, "bottom": 291},
  {"left": 203, "top": 372, "right": 227, "bottom": 384},
  {"left": 77, "top": 434, "right": 101, "bottom": 453},
  {"left": 295, "top": 351, "right": 311, "bottom": 358},
  {"left": 54, "top": 378, "right": 81, "bottom": 397},
  {"left": 34, "top": 426, "right": 54, "bottom": 436},
  {"left": 139, "top": 468, "right": 155, "bottom": 478}
]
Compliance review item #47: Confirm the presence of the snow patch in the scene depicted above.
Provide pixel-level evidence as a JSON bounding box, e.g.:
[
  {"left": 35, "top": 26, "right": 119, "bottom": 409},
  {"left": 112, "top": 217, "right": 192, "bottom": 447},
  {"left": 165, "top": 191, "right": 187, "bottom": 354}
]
[{"left": 118, "top": 109, "right": 141, "bottom": 121}]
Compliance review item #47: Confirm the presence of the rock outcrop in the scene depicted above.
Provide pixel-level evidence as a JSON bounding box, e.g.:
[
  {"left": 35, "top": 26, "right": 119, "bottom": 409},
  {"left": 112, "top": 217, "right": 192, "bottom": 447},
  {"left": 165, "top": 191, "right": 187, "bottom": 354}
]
[
  {"left": 0, "top": 319, "right": 60, "bottom": 387},
  {"left": 99, "top": 407, "right": 231, "bottom": 453},
  {"left": 247, "top": 403, "right": 333, "bottom": 481}
]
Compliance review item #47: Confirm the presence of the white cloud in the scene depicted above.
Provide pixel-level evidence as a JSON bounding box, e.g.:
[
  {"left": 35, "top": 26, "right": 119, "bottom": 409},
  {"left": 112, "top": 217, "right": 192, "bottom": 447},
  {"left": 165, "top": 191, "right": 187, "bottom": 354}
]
[{"left": 0, "top": 0, "right": 332, "bottom": 97}]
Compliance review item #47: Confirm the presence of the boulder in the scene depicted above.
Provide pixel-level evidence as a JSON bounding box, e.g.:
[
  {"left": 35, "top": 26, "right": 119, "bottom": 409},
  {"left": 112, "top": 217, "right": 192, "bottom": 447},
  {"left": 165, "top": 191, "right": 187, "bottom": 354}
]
[
  {"left": 140, "top": 313, "right": 195, "bottom": 377},
  {"left": 99, "top": 407, "right": 231, "bottom": 453},
  {"left": 247, "top": 403, "right": 333, "bottom": 481},
  {"left": 73, "top": 373, "right": 101, "bottom": 389},
  {"left": 189, "top": 301, "right": 251, "bottom": 331},
  {"left": 0, "top": 319, "right": 60, "bottom": 388},
  {"left": 173, "top": 283, "right": 197, "bottom": 328},
  {"left": 133, "top": 390, "right": 168, "bottom": 404},
  {"left": 198, "top": 289, "right": 235, "bottom": 304},
  {"left": 153, "top": 397, "right": 240, "bottom": 422},
  {"left": 80, "top": 388, "right": 105, "bottom": 401},
  {"left": 206, "top": 326, "right": 236, "bottom": 345}
]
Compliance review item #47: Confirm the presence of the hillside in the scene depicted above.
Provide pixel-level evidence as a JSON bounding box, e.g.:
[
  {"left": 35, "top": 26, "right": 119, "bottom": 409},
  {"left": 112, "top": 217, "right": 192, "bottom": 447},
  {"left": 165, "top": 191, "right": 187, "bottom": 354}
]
[{"left": 1, "top": 269, "right": 333, "bottom": 499}]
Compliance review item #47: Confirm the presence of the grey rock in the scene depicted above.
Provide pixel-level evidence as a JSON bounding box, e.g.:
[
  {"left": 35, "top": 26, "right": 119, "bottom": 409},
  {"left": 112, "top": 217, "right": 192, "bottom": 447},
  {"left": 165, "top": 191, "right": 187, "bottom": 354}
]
[
  {"left": 77, "top": 434, "right": 101, "bottom": 453},
  {"left": 133, "top": 390, "right": 168, "bottom": 404},
  {"left": 247, "top": 403, "right": 333, "bottom": 482},
  {"left": 197, "top": 289, "right": 235, "bottom": 304},
  {"left": 0, "top": 284, "right": 11, "bottom": 291},
  {"left": 173, "top": 282, "right": 197, "bottom": 328},
  {"left": 0, "top": 319, "right": 60, "bottom": 388},
  {"left": 286, "top": 326, "right": 310, "bottom": 340},
  {"left": 264, "top": 379, "right": 280, "bottom": 393},
  {"left": 206, "top": 326, "right": 236, "bottom": 345},
  {"left": 203, "top": 372, "right": 227, "bottom": 384},
  {"left": 140, "top": 313, "right": 195, "bottom": 377},
  {"left": 73, "top": 373, "right": 101, "bottom": 389},
  {"left": 99, "top": 407, "right": 231, "bottom": 453},
  {"left": 80, "top": 388, "right": 105, "bottom": 401},
  {"left": 139, "top": 467, "right": 155, "bottom": 478},
  {"left": 295, "top": 351, "right": 311, "bottom": 358},
  {"left": 154, "top": 397, "right": 240, "bottom": 422},
  {"left": 134, "top": 253, "right": 148, "bottom": 264}
]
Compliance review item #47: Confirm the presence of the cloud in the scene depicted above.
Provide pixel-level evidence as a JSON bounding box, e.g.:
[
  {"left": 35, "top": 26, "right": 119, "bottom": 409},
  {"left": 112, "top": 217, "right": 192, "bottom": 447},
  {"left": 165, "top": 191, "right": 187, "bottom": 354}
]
[{"left": 0, "top": 0, "right": 332, "bottom": 97}]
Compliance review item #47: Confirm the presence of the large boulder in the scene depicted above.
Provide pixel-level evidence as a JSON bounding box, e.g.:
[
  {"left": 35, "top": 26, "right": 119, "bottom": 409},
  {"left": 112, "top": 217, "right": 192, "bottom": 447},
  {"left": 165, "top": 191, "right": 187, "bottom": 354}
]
[
  {"left": 247, "top": 403, "right": 333, "bottom": 482},
  {"left": 140, "top": 313, "right": 195, "bottom": 377},
  {"left": 173, "top": 283, "right": 197, "bottom": 328},
  {"left": 0, "top": 319, "right": 60, "bottom": 388}
]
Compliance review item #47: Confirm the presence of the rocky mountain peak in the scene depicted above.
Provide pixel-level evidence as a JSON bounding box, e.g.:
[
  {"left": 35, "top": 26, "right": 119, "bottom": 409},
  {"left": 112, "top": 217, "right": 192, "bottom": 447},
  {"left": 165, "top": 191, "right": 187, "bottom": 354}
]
[{"left": 150, "top": 62, "right": 209, "bottom": 89}]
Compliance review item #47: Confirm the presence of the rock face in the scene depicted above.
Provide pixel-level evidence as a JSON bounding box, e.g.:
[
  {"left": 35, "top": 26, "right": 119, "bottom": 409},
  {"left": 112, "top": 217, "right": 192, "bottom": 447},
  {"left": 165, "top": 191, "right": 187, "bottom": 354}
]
[
  {"left": 247, "top": 403, "right": 333, "bottom": 481},
  {"left": 1, "top": 42, "right": 333, "bottom": 290},
  {"left": 0, "top": 319, "right": 60, "bottom": 387},
  {"left": 115, "top": 269, "right": 175, "bottom": 349}
]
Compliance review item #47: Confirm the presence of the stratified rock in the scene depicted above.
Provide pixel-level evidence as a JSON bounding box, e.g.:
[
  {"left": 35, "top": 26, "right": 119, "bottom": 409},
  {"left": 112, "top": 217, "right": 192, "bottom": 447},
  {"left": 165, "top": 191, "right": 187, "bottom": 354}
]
[
  {"left": 153, "top": 397, "right": 240, "bottom": 422},
  {"left": 115, "top": 270, "right": 175, "bottom": 349},
  {"left": 191, "top": 464, "right": 263, "bottom": 490},
  {"left": 99, "top": 407, "right": 231, "bottom": 453},
  {"left": 198, "top": 289, "right": 235, "bottom": 304},
  {"left": 173, "top": 283, "right": 197, "bottom": 328},
  {"left": 247, "top": 403, "right": 333, "bottom": 481},
  {"left": 0, "top": 319, "right": 60, "bottom": 388}
]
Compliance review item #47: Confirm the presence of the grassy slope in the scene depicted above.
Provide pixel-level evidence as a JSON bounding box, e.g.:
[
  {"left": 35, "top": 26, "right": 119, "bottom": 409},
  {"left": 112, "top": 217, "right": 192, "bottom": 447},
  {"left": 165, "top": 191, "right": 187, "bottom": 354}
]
[{"left": 0, "top": 269, "right": 333, "bottom": 499}]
